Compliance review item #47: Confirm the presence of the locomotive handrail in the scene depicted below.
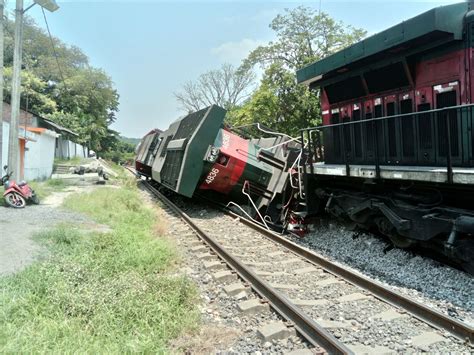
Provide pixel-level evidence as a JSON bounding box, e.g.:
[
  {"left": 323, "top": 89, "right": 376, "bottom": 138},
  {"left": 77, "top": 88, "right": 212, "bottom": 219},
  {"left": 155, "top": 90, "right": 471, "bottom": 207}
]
[
  {"left": 300, "top": 102, "right": 474, "bottom": 184},
  {"left": 300, "top": 102, "right": 474, "bottom": 131}
]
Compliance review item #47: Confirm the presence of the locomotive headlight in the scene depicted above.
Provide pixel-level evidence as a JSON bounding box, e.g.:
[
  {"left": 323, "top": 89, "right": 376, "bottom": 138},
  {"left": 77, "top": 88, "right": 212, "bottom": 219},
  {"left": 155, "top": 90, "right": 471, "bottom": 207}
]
[{"left": 207, "top": 146, "right": 220, "bottom": 162}]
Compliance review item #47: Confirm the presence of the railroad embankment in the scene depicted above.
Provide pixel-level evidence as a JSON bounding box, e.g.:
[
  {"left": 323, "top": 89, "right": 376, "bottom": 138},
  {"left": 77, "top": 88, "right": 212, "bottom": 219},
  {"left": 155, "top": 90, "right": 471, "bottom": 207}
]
[{"left": 0, "top": 178, "right": 198, "bottom": 352}]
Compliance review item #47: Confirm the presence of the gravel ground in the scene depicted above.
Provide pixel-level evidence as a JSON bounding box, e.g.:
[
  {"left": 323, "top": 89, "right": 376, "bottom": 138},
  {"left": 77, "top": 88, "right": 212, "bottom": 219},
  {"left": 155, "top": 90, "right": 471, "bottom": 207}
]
[
  {"left": 163, "top": 215, "right": 317, "bottom": 354},
  {"left": 0, "top": 186, "right": 98, "bottom": 276},
  {"left": 289, "top": 219, "right": 474, "bottom": 325},
  {"left": 180, "top": 205, "right": 472, "bottom": 354}
]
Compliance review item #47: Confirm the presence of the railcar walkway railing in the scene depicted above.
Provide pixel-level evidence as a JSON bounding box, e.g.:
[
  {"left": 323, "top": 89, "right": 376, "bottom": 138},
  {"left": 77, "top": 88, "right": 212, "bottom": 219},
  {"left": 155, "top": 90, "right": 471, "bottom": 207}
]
[{"left": 300, "top": 103, "right": 474, "bottom": 184}]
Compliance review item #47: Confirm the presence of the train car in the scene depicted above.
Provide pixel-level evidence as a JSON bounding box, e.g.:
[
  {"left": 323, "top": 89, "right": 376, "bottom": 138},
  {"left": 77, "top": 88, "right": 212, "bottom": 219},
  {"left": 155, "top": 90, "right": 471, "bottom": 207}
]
[
  {"left": 135, "top": 129, "right": 162, "bottom": 178},
  {"left": 139, "top": 105, "right": 300, "bottom": 229},
  {"left": 296, "top": 2, "right": 474, "bottom": 272}
]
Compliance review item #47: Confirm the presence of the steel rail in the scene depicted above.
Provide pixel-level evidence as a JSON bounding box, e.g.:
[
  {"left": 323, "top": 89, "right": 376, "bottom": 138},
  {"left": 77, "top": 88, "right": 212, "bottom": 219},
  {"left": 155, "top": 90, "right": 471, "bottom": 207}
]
[
  {"left": 227, "top": 209, "right": 474, "bottom": 344},
  {"left": 142, "top": 181, "right": 353, "bottom": 355},
  {"left": 127, "top": 166, "right": 472, "bottom": 344}
]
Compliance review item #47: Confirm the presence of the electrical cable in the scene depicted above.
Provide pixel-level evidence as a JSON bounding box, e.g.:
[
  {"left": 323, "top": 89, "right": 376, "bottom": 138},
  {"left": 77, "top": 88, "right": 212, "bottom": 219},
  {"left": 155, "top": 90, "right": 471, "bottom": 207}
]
[{"left": 41, "top": 7, "right": 67, "bottom": 88}]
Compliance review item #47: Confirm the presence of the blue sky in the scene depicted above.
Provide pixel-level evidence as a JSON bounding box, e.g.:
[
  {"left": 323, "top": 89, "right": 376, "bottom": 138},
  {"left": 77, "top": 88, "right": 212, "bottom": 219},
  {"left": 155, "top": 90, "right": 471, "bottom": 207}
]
[{"left": 7, "top": 0, "right": 462, "bottom": 137}]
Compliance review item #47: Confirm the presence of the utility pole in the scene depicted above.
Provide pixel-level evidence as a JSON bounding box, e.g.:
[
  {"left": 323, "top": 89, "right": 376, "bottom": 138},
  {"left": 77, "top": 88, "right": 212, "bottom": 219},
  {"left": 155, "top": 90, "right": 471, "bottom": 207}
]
[
  {"left": 0, "top": 0, "right": 4, "bottom": 170},
  {"left": 7, "top": 0, "right": 24, "bottom": 181}
]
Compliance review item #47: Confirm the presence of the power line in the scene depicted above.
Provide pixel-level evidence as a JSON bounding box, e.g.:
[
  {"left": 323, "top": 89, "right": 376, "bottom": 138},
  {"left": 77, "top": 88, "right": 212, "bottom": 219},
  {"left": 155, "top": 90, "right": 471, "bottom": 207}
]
[{"left": 41, "top": 6, "right": 67, "bottom": 87}]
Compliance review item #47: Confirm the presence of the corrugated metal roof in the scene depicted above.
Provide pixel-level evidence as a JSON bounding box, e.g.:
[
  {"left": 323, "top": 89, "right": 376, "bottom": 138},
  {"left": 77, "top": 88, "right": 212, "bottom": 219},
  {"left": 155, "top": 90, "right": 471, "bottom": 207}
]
[
  {"left": 296, "top": 2, "right": 469, "bottom": 85},
  {"left": 42, "top": 118, "right": 79, "bottom": 137}
]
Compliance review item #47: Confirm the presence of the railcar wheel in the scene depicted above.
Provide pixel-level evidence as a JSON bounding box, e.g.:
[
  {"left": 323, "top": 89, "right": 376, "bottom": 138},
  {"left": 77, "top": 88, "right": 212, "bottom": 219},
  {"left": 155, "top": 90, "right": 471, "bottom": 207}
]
[
  {"left": 375, "top": 216, "right": 414, "bottom": 248},
  {"left": 5, "top": 192, "right": 26, "bottom": 208},
  {"left": 388, "top": 233, "right": 415, "bottom": 249}
]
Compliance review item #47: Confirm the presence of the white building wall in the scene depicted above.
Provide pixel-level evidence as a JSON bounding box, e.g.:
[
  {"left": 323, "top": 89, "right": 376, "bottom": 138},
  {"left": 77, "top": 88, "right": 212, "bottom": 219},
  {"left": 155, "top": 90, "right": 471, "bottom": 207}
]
[
  {"left": 24, "top": 130, "right": 57, "bottom": 181},
  {"left": 75, "top": 143, "right": 85, "bottom": 158},
  {"left": 55, "top": 137, "right": 69, "bottom": 159},
  {"left": 55, "top": 137, "right": 87, "bottom": 159},
  {"left": 68, "top": 140, "right": 75, "bottom": 158}
]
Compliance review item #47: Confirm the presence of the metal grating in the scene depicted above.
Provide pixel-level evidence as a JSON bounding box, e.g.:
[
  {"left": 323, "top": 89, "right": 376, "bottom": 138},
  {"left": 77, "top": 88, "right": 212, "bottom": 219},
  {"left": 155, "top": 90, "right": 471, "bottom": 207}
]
[
  {"left": 343, "top": 115, "right": 352, "bottom": 159},
  {"left": 418, "top": 103, "right": 433, "bottom": 149},
  {"left": 173, "top": 109, "right": 207, "bottom": 140},
  {"left": 353, "top": 109, "right": 362, "bottom": 158},
  {"left": 160, "top": 136, "right": 173, "bottom": 158},
  {"left": 386, "top": 102, "right": 398, "bottom": 159},
  {"left": 436, "top": 91, "right": 459, "bottom": 158},
  {"left": 161, "top": 150, "right": 184, "bottom": 189},
  {"left": 400, "top": 99, "right": 415, "bottom": 158}
]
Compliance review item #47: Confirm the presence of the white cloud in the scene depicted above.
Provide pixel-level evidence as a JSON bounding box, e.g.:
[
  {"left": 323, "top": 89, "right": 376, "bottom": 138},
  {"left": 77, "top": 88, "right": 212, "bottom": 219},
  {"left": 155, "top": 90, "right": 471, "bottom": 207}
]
[{"left": 211, "top": 38, "right": 266, "bottom": 65}]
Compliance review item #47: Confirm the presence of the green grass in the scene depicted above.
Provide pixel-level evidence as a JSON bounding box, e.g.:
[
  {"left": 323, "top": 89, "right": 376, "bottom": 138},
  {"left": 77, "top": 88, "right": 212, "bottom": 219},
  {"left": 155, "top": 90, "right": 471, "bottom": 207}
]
[
  {"left": 29, "top": 178, "right": 68, "bottom": 200},
  {"left": 0, "top": 186, "right": 198, "bottom": 353}
]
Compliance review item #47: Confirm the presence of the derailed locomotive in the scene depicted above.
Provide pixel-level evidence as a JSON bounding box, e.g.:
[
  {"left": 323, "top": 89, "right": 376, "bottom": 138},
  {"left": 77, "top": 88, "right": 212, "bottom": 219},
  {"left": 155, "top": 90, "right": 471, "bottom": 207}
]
[
  {"left": 135, "top": 105, "right": 301, "bottom": 230},
  {"left": 136, "top": 2, "right": 474, "bottom": 273}
]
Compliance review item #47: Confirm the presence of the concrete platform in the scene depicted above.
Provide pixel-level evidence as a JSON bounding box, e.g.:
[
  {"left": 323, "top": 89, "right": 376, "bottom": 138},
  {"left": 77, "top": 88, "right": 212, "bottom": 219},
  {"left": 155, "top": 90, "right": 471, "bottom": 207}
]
[{"left": 311, "top": 163, "right": 474, "bottom": 185}]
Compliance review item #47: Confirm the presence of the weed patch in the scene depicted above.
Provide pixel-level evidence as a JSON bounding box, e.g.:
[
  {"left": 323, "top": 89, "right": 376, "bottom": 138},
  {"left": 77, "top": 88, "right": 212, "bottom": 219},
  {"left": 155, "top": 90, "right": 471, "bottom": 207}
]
[
  {"left": 0, "top": 186, "right": 198, "bottom": 352},
  {"left": 29, "top": 179, "right": 67, "bottom": 200}
]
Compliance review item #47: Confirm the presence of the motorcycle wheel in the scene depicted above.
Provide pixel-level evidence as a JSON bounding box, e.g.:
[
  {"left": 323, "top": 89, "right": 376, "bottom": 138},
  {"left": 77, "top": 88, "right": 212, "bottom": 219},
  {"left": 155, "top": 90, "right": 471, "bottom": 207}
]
[
  {"left": 31, "top": 192, "right": 40, "bottom": 205},
  {"left": 5, "top": 192, "right": 26, "bottom": 208}
]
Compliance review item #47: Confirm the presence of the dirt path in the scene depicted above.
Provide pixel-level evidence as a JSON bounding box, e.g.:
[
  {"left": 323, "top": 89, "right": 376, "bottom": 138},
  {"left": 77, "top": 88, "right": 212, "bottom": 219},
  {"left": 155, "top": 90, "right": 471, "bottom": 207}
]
[{"left": 0, "top": 186, "right": 96, "bottom": 276}]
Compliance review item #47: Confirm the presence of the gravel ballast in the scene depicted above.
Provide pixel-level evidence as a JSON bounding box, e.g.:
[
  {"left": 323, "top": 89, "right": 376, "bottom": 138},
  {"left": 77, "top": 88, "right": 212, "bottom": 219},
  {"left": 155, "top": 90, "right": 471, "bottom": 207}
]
[
  {"left": 290, "top": 219, "right": 474, "bottom": 325},
  {"left": 180, "top": 205, "right": 472, "bottom": 353}
]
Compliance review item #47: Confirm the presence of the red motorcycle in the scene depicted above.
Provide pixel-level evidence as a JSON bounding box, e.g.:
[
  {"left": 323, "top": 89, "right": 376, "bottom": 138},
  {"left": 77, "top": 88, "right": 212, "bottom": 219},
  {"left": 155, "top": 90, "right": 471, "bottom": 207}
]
[{"left": 1, "top": 165, "right": 39, "bottom": 208}]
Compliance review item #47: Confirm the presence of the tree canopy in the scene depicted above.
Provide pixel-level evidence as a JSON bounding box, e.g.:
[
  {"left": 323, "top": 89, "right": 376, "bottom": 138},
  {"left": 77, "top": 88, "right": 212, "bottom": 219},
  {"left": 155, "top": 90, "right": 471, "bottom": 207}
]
[
  {"left": 4, "top": 15, "right": 120, "bottom": 154},
  {"left": 227, "top": 6, "right": 366, "bottom": 137},
  {"left": 174, "top": 63, "right": 255, "bottom": 113}
]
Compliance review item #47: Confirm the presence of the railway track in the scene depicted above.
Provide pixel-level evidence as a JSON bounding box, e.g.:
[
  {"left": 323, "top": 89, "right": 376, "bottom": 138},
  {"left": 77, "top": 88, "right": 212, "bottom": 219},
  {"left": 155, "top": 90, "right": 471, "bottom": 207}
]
[{"left": 125, "top": 167, "right": 473, "bottom": 353}]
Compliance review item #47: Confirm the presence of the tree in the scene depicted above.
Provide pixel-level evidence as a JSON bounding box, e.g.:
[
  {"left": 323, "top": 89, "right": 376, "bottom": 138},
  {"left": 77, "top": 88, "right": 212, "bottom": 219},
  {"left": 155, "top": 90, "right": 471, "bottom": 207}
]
[
  {"left": 3, "top": 68, "right": 57, "bottom": 114},
  {"left": 228, "top": 64, "right": 319, "bottom": 137},
  {"left": 175, "top": 63, "right": 255, "bottom": 113},
  {"left": 244, "top": 6, "right": 366, "bottom": 71},
  {"left": 2, "top": 15, "right": 121, "bottom": 155},
  {"left": 229, "top": 6, "right": 366, "bottom": 136}
]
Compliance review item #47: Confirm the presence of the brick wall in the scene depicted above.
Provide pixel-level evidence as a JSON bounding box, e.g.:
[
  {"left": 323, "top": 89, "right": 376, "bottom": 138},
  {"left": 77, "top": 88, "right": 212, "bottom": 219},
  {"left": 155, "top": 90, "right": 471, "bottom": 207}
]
[{"left": 2, "top": 102, "right": 35, "bottom": 126}]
